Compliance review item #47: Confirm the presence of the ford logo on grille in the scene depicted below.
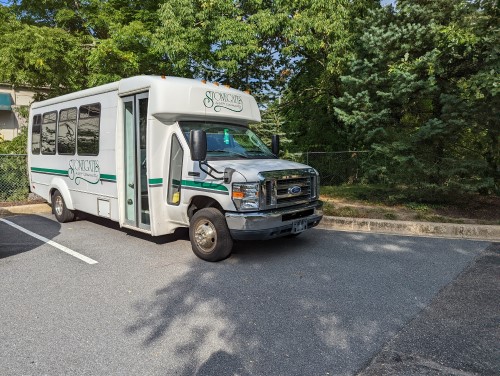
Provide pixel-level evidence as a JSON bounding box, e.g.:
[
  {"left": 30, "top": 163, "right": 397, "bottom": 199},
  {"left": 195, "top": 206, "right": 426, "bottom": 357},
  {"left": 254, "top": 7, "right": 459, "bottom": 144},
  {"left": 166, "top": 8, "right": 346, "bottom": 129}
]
[{"left": 288, "top": 185, "right": 302, "bottom": 195}]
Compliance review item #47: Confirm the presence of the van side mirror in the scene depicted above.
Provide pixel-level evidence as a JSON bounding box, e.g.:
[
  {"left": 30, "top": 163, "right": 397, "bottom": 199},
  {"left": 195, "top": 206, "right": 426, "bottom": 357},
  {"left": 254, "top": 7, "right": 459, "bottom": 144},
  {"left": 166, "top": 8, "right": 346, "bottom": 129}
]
[
  {"left": 190, "top": 130, "right": 207, "bottom": 161},
  {"left": 271, "top": 134, "right": 280, "bottom": 156}
]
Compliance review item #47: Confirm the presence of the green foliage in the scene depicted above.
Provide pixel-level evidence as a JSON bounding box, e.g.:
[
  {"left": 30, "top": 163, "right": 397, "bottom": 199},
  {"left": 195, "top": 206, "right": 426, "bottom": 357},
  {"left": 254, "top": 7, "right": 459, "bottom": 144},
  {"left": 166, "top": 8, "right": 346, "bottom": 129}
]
[
  {"left": 334, "top": 0, "right": 499, "bottom": 194},
  {"left": 0, "top": 0, "right": 497, "bottom": 198},
  {"left": 154, "top": 0, "right": 289, "bottom": 100},
  {"left": 0, "top": 128, "right": 29, "bottom": 201},
  {"left": 0, "top": 126, "right": 28, "bottom": 154},
  {"left": 1, "top": 0, "right": 167, "bottom": 94},
  {"left": 279, "top": 0, "right": 380, "bottom": 152},
  {"left": 0, "top": 8, "right": 86, "bottom": 95},
  {"left": 250, "top": 102, "right": 291, "bottom": 149}
]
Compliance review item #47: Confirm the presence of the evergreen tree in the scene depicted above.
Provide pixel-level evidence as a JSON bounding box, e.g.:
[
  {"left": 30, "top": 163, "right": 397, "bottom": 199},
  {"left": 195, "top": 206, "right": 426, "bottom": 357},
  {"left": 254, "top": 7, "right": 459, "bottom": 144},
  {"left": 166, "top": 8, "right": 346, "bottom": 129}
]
[{"left": 334, "top": 0, "right": 499, "bottom": 193}]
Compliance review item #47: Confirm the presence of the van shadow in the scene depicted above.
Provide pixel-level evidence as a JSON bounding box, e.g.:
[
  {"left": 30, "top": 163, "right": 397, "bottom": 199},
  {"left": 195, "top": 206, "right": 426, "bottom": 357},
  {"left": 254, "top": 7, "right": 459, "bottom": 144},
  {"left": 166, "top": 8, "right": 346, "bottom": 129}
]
[
  {"left": 231, "top": 235, "right": 311, "bottom": 260},
  {"left": 0, "top": 214, "right": 62, "bottom": 259},
  {"left": 77, "top": 213, "right": 308, "bottom": 254},
  {"left": 75, "top": 212, "right": 190, "bottom": 245}
]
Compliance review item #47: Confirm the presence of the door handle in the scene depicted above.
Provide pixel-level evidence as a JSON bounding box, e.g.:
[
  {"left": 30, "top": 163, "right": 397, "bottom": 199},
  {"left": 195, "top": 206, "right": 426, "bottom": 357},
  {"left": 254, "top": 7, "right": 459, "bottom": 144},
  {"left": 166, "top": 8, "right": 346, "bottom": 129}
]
[{"left": 128, "top": 183, "right": 134, "bottom": 188}]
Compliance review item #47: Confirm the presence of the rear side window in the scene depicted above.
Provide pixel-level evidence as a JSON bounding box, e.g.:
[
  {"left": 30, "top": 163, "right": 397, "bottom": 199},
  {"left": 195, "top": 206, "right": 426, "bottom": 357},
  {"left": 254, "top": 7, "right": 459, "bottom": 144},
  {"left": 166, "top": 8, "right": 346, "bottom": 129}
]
[
  {"left": 78, "top": 103, "right": 100, "bottom": 156},
  {"left": 41, "top": 111, "right": 57, "bottom": 155},
  {"left": 31, "top": 114, "right": 41, "bottom": 154},
  {"left": 58, "top": 108, "right": 77, "bottom": 155}
]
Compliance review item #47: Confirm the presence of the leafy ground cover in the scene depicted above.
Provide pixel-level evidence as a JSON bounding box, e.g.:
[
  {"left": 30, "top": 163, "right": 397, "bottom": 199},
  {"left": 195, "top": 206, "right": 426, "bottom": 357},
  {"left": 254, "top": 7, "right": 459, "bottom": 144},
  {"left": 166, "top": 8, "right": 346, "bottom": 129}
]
[{"left": 321, "top": 185, "right": 500, "bottom": 225}]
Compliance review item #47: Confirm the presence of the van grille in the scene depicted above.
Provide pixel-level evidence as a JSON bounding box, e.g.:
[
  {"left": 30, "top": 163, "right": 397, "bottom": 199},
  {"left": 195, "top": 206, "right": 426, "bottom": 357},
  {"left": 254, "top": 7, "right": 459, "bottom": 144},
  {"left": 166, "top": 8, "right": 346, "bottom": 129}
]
[
  {"left": 259, "top": 169, "right": 318, "bottom": 210},
  {"left": 276, "top": 177, "right": 311, "bottom": 205}
]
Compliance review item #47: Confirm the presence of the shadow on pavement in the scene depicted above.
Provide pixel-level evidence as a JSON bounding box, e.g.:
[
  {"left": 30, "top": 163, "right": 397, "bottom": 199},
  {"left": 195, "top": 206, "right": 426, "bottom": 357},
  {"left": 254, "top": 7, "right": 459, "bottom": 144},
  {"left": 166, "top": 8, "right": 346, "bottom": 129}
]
[
  {"left": 74, "top": 212, "right": 190, "bottom": 244},
  {"left": 0, "top": 214, "right": 61, "bottom": 259},
  {"left": 124, "top": 229, "right": 490, "bottom": 375}
]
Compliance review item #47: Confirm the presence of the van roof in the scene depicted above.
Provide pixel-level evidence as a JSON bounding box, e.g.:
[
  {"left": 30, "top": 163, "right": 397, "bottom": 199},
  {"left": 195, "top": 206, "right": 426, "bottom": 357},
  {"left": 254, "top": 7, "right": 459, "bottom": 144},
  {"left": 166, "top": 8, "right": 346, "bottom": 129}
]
[
  {"left": 31, "top": 76, "right": 247, "bottom": 109},
  {"left": 31, "top": 76, "right": 261, "bottom": 123}
]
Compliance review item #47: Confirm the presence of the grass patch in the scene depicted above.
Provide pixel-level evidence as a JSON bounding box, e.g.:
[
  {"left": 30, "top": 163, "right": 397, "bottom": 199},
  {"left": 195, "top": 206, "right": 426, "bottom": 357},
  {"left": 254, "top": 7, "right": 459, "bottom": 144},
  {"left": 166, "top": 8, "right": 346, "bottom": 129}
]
[
  {"left": 405, "top": 202, "right": 431, "bottom": 212},
  {"left": 321, "top": 184, "right": 489, "bottom": 206},
  {"left": 323, "top": 201, "right": 400, "bottom": 221},
  {"left": 320, "top": 184, "right": 391, "bottom": 203},
  {"left": 320, "top": 184, "right": 500, "bottom": 224},
  {"left": 384, "top": 212, "right": 398, "bottom": 220}
]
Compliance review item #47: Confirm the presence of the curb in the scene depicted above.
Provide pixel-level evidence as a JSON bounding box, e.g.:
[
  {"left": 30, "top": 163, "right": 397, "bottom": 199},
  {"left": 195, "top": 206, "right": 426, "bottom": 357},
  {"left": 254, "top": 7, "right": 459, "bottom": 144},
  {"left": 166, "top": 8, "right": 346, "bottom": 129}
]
[
  {"left": 318, "top": 216, "right": 500, "bottom": 241},
  {"left": 1, "top": 203, "right": 499, "bottom": 241},
  {"left": 0, "top": 203, "right": 52, "bottom": 217}
]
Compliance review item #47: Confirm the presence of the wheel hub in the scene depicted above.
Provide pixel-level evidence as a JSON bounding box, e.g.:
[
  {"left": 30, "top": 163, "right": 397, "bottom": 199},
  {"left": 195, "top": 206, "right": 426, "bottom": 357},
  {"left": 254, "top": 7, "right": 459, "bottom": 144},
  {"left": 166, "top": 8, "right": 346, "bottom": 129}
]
[
  {"left": 54, "top": 196, "right": 64, "bottom": 216},
  {"left": 194, "top": 221, "right": 216, "bottom": 252}
]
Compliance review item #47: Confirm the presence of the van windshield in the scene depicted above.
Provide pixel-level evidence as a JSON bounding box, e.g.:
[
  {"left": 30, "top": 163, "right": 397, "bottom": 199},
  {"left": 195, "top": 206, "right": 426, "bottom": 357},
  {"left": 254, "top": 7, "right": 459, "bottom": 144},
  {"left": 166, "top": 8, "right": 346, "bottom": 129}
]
[{"left": 180, "top": 121, "right": 276, "bottom": 160}]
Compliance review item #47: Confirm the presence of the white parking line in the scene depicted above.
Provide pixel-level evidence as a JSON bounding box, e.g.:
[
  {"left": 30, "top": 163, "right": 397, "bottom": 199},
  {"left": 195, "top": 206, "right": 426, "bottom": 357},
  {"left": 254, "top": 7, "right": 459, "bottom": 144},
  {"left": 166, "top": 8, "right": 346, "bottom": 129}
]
[{"left": 0, "top": 218, "right": 98, "bottom": 265}]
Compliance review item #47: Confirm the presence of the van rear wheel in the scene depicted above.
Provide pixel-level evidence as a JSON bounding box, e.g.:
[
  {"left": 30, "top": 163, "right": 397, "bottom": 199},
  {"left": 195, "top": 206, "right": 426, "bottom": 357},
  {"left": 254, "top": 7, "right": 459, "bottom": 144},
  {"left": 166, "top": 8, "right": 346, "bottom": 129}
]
[
  {"left": 189, "top": 208, "right": 233, "bottom": 262},
  {"left": 52, "top": 190, "right": 75, "bottom": 223}
]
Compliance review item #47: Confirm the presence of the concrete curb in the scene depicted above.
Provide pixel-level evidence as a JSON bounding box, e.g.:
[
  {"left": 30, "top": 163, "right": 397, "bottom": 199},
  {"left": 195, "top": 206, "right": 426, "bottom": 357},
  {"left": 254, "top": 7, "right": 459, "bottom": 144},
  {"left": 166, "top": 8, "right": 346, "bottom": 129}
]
[
  {"left": 1, "top": 203, "right": 499, "bottom": 241},
  {"left": 0, "top": 203, "right": 52, "bottom": 217},
  {"left": 318, "top": 216, "right": 500, "bottom": 241}
]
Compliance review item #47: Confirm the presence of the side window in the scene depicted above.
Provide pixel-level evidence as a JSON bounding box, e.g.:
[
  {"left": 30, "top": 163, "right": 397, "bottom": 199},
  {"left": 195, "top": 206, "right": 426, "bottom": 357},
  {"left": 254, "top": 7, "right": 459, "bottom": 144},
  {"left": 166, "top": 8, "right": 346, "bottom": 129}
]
[
  {"left": 78, "top": 103, "right": 100, "bottom": 156},
  {"left": 41, "top": 111, "right": 57, "bottom": 155},
  {"left": 167, "top": 135, "right": 184, "bottom": 205},
  {"left": 58, "top": 108, "right": 77, "bottom": 155},
  {"left": 31, "top": 114, "right": 41, "bottom": 154}
]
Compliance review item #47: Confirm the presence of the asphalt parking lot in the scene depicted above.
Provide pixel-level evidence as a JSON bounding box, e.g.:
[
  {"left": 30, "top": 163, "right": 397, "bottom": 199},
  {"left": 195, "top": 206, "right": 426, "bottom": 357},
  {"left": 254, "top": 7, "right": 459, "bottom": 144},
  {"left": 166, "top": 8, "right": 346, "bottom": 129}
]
[{"left": 0, "top": 213, "right": 497, "bottom": 375}]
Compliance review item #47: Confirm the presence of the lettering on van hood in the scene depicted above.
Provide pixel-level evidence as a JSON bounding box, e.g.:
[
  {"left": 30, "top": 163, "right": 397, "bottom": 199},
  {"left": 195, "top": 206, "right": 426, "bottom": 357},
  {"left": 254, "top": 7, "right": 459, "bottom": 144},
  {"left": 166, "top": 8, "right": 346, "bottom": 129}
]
[
  {"left": 203, "top": 90, "right": 243, "bottom": 113},
  {"left": 68, "top": 159, "right": 100, "bottom": 185}
]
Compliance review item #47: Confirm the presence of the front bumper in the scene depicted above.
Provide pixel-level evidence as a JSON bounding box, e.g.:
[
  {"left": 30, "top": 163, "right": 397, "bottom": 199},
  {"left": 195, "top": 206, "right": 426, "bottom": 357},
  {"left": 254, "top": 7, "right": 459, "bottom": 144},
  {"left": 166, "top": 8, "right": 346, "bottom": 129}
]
[{"left": 225, "top": 201, "right": 323, "bottom": 240}]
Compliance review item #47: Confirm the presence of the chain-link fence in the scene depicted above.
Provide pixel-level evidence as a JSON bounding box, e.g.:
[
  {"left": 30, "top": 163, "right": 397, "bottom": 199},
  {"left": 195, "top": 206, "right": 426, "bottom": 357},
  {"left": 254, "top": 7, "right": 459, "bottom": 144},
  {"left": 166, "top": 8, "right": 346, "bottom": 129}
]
[
  {"left": 0, "top": 154, "right": 29, "bottom": 202},
  {"left": 285, "top": 151, "right": 372, "bottom": 186},
  {"left": 0, "top": 151, "right": 371, "bottom": 201}
]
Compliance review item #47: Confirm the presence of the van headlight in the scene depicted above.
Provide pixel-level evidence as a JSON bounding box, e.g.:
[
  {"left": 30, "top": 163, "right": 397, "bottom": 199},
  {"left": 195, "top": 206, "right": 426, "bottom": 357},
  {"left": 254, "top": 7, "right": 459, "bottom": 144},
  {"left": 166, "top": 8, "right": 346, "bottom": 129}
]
[{"left": 232, "top": 182, "right": 260, "bottom": 211}]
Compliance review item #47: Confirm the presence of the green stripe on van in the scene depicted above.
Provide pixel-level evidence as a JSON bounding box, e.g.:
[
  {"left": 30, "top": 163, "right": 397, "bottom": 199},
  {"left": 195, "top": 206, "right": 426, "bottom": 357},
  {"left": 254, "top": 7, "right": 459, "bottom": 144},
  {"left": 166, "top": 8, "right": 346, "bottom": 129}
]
[
  {"left": 100, "top": 174, "right": 116, "bottom": 182},
  {"left": 181, "top": 180, "right": 228, "bottom": 192},
  {"left": 32, "top": 167, "right": 117, "bottom": 182},
  {"left": 149, "top": 178, "right": 163, "bottom": 185},
  {"left": 31, "top": 167, "right": 68, "bottom": 176}
]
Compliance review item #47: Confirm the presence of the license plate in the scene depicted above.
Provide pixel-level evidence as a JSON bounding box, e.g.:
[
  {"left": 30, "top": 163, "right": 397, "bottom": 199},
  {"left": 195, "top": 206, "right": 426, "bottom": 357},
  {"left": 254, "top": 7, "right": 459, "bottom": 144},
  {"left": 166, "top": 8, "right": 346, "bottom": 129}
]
[{"left": 291, "top": 219, "right": 308, "bottom": 234}]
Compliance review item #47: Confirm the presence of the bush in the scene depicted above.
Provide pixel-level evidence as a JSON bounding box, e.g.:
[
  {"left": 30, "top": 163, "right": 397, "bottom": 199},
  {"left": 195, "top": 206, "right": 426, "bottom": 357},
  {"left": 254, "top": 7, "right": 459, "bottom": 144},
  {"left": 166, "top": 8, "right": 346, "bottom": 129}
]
[{"left": 0, "top": 128, "right": 29, "bottom": 202}]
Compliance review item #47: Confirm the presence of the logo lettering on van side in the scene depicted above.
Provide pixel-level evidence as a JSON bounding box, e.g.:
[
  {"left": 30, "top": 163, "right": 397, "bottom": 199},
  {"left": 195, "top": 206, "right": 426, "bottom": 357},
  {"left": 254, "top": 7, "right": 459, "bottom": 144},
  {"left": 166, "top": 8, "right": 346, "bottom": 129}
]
[
  {"left": 204, "top": 91, "right": 243, "bottom": 113},
  {"left": 68, "top": 159, "right": 100, "bottom": 185}
]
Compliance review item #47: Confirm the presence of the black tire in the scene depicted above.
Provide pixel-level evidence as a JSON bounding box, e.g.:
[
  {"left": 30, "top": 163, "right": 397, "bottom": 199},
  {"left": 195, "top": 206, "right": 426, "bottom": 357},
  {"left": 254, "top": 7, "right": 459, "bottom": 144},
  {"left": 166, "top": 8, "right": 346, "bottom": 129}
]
[
  {"left": 189, "top": 207, "right": 233, "bottom": 262},
  {"left": 52, "top": 190, "right": 75, "bottom": 223}
]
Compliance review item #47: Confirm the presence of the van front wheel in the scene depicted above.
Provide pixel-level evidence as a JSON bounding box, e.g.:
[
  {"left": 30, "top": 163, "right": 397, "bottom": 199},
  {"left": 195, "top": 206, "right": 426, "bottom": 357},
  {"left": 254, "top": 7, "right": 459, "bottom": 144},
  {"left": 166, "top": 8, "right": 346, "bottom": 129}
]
[
  {"left": 52, "top": 190, "right": 75, "bottom": 223},
  {"left": 189, "top": 208, "right": 233, "bottom": 262}
]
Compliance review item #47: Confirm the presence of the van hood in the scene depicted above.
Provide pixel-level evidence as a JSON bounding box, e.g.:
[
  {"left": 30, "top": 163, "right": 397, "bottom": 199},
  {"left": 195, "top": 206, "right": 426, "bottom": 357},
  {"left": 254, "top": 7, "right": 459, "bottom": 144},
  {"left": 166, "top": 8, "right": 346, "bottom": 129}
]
[{"left": 208, "top": 158, "right": 314, "bottom": 182}]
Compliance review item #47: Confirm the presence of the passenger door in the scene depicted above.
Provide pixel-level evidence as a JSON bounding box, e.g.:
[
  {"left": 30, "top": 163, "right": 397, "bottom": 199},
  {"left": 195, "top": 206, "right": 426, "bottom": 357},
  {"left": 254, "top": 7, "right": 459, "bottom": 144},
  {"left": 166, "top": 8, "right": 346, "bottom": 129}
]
[{"left": 122, "top": 93, "right": 150, "bottom": 230}]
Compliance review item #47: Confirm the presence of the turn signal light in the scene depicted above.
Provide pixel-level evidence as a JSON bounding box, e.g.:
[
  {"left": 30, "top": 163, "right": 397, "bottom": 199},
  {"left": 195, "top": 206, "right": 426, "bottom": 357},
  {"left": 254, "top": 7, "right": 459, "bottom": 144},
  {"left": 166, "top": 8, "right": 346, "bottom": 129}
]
[{"left": 232, "top": 192, "right": 245, "bottom": 199}]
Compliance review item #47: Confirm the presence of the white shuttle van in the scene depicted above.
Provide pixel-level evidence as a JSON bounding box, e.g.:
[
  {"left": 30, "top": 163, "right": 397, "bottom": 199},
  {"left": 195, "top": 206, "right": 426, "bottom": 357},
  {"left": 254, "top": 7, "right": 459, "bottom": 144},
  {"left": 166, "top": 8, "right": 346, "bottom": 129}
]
[{"left": 28, "top": 76, "right": 323, "bottom": 261}]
